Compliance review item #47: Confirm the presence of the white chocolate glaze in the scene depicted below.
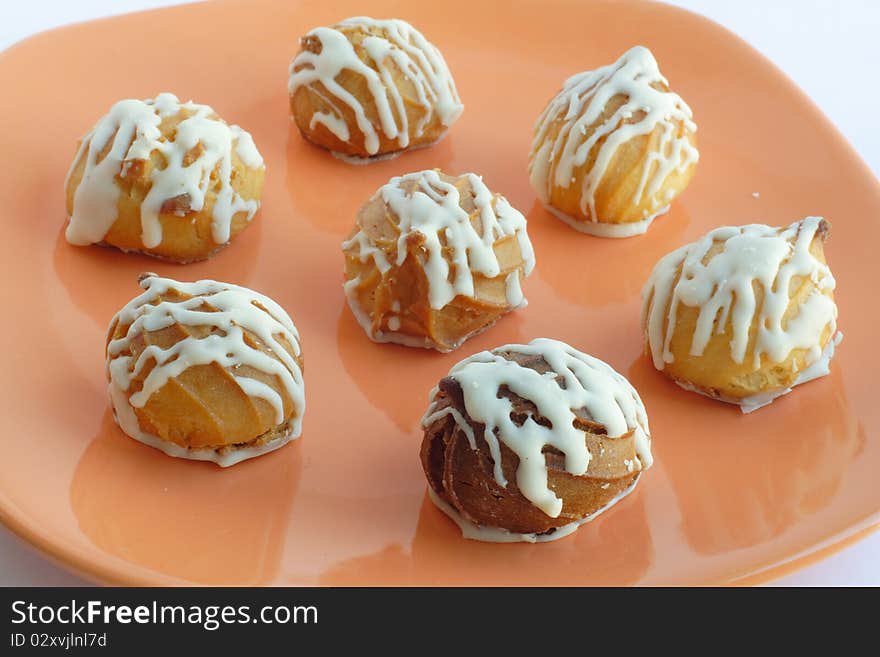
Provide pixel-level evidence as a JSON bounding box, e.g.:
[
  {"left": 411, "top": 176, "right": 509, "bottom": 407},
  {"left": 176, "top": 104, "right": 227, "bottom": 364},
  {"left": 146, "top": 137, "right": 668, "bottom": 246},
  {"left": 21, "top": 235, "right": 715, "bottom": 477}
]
[
  {"left": 288, "top": 17, "right": 463, "bottom": 157},
  {"left": 421, "top": 338, "right": 651, "bottom": 518},
  {"left": 676, "top": 331, "right": 842, "bottom": 413},
  {"left": 642, "top": 217, "right": 838, "bottom": 374},
  {"left": 529, "top": 46, "right": 698, "bottom": 227},
  {"left": 505, "top": 271, "right": 525, "bottom": 307},
  {"left": 66, "top": 93, "right": 264, "bottom": 249},
  {"left": 328, "top": 131, "right": 450, "bottom": 164},
  {"left": 427, "top": 475, "right": 640, "bottom": 543},
  {"left": 107, "top": 274, "right": 305, "bottom": 465},
  {"left": 343, "top": 170, "right": 535, "bottom": 348},
  {"left": 330, "top": 149, "right": 401, "bottom": 165},
  {"left": 543, "top": 202, "right": 669, "bottom": 238}
]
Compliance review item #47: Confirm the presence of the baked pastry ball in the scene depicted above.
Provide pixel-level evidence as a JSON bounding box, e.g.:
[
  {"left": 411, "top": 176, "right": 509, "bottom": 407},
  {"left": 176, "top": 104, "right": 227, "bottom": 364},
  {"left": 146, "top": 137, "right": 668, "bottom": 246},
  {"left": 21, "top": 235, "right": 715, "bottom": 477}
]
[
  {"left": 107, "top": 273, "right": 305, "bottom": 466},
  {"left": 420, "top": 338, "right": 652, "bottom": 542},
  {"left": 641, "top": 216, "right": 840, "bottom": 412},
  {"left": 528, "top": 45, "right": 698, "bottom": 237},
  {"left": 342, "top": 169, "right": 535, "bottom": 352},
  {"left": 65, "top": 93, "right": 265, "bottom": 262},
  {"left": 288, "top": 17, "right": 463, "bottom": 162}
]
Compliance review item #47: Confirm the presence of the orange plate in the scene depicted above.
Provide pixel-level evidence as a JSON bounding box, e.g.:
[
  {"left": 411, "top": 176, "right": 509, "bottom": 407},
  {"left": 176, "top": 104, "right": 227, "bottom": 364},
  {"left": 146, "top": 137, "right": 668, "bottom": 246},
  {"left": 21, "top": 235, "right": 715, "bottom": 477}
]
[{"left": 0, "top": 0, "right": 878, "bottom": 586}]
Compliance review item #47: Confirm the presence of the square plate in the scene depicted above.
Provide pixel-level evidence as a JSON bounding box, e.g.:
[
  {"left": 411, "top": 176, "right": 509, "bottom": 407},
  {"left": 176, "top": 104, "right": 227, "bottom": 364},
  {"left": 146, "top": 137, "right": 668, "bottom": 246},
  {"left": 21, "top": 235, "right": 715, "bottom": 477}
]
[{"left": 0, "top": 0, "right": 877, "bottom": 585}]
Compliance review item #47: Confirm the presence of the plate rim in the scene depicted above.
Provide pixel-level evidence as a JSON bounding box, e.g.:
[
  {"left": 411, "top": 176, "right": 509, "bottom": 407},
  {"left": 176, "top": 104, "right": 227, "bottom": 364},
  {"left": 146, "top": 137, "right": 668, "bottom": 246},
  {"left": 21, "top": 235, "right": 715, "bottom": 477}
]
[{"left": 1, "top": 0, "right": 879, "bottom": 587}]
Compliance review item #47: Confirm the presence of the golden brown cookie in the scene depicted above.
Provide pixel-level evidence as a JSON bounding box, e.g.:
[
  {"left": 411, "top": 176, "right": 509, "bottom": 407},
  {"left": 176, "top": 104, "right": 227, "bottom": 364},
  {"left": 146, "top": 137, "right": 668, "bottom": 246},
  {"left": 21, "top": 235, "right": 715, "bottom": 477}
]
[
  {"left": 107, "top": 273, "right": 305, "bottom": 466},
  {"left": 342, "top": 169, "right": 535, "bottom": 352},
  {"left": 529, "top": 46, "right": 698, "bottom": 237},
  {"left": 65, "top": 93, "right": 264, "bottom": 262},
  {"left": 642, "top": 216, "right": 840, "bottom": 411},
  {"left": 420, "top": 338, "right": 652, "bottom": 542},
  {"left": 288, "top": 17, "right": 463, "bottom": 162}
]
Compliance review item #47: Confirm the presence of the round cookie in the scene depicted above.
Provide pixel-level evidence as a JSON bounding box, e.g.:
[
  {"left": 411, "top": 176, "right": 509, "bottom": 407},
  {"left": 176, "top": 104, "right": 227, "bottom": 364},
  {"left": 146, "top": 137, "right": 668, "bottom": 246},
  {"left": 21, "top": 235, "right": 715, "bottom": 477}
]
[
  {"left": 421, "top": 338, "right": 652, "bottom": 542},
  {"left": 66, "top": 93, "right": 264, "bottom": 262},
  {"left": 107, "top": 273, "right": 305, "bottom": 466},
  {"left": 342, "top": 169, "right": 535, "bottom": 352},
  {"left": 529, "top": 45, "right": 698, "bottom": 237},
  {"left": 288, "top": 17, "right": 463, "bottom": 162}
]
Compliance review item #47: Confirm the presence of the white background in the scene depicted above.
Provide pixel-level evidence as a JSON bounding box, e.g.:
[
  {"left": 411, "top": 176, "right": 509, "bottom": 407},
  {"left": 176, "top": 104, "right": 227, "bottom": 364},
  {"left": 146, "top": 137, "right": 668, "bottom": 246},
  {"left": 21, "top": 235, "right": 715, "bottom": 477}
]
[{"left": 0, "top": 0, "right": 877, "bottom": 586}]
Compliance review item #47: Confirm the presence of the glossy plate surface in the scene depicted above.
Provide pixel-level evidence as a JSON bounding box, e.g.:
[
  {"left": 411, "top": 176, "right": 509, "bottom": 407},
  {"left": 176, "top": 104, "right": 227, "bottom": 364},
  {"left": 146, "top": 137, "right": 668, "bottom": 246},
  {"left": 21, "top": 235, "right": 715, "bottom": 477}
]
[{"left": 0, "top": 0, "right": 877, "bottom": 585}]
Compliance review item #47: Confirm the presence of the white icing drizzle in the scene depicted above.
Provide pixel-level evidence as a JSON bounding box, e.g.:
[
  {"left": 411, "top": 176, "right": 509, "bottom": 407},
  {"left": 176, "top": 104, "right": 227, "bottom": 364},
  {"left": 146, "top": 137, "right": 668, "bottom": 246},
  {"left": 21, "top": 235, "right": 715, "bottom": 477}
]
[
  {"left": 642, "top": 216, "right": 838, "bottom": 373},
  {"left": 328, "top": 133, "right": 450, "bottom": 165},
  {"left": 427, "top": 475, "right": 640, "bottom": 543},
  {"left": 66, "top": 93, "right": 264, "bottom": 249},
  {"left": 107, "top": 275, "right": 305, "bottom": 462},
  {"left": 343, "top": 169, "right": 536, "bottom": 311},
  {"left": 310, "top": 111, "right": 351, "bottom": 141},
  {"left": 543, "top": 202, "right": 669, "bottom": 238},
  {"left": 288, "top": 17, "right": 463, "bottom": 156},
  {"left": 420, "top": 338, "right": 652, "bottom": 518},
  {"left": 528, "top": 45, "right": 698, "bottom": 224},
  {"left": 505, "top": 271, "right": 525, "bottom": 307}
]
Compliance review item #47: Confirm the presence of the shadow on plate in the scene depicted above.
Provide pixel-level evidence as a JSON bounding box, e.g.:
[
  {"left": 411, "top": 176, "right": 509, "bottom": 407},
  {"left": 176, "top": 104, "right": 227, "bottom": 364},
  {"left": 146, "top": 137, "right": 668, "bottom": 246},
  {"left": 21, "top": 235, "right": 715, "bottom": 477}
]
[
  {"left": 319, "top": 485, "right": 653, "bottom": 586},
  {"left": 628, "top": 356, "right": 864, "bottom": 555},
  {"left": 528, "top": 199, "right": 690, "bottom": 308},
  {"left": 52, "top": 216, "right": 262, "bottom": 328},
  {"left": 283, "top": 122, "right": 457, "bottom": 237},
  {"left": 335, "top": 302, "right": 527, "bottom": 432},
  {"left": 69, "top": 410, "right": 302, "bottom": 585}
]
